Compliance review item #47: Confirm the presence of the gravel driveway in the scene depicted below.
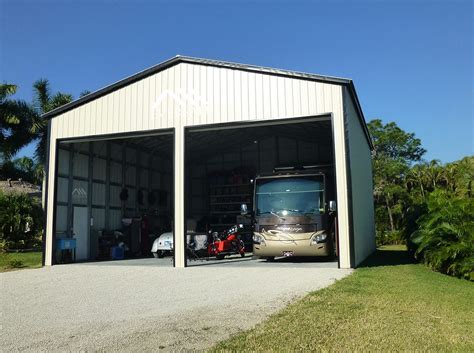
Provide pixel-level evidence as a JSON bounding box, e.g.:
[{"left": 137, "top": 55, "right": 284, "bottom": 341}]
[{"left": 1, "top": 257, "right": 351, "bottom": 351}]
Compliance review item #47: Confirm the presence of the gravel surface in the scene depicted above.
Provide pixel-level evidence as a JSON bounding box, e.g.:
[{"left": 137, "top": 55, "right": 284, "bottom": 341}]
[{"left": 1, "top": 257, "right": 351, "bottom": 351}]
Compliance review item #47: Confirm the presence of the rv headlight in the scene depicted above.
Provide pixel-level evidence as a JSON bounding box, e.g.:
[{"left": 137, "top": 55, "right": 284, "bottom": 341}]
[
  {"left": 253, "top": 234, "right": 265, "bottom": 245},
  {"left": 312, "top": 233, "right": 328, "bottom": 244}
]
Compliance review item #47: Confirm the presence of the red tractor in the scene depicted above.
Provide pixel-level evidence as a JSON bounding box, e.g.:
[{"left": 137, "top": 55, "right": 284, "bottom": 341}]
[{"left": 208, "top": 224, "right": 246, "bottom": 260}]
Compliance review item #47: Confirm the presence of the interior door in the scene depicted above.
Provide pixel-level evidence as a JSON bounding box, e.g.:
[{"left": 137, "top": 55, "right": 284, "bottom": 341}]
[{"left": 73, "top": 206, "right": 89, "bottom": 261}]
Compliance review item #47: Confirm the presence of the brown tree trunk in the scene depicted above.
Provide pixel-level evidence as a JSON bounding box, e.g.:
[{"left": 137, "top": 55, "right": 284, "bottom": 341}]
[{"left": 385, "top": 197, "right": 395, "bottom": 232}]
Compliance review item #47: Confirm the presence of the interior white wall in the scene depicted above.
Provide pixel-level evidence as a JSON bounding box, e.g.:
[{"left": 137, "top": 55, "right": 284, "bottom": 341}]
[{"left": 344, "top": 88, "right": 376, "bottom": 265}]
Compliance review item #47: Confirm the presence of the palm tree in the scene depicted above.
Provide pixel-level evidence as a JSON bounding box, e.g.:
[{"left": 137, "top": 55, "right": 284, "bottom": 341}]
[
  {"left": 1, "top": 80, "right": 72, "bottom": 166},
  {"left": 406, "top": 164, "right": 426, "bottom": 199},
  {"left": 30, "top": 79, "right": 73, "bottom": 165},
  {"left": 0, "top": 84, "right": 37, "bottom": 163}
]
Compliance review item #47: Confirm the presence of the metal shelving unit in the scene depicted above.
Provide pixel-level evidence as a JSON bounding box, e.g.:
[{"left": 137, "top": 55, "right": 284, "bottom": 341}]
[{"left": 209, "top": 183, "right": 253, "bottom": 230}]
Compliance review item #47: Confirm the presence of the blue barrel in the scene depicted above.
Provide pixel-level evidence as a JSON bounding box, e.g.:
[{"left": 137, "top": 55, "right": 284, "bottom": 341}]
[
  {"left": 110, "top": 246, "right": 124, "bottom": 260},
  {"left": 56, "top": 238, "right": 76, "bottom": 250}
]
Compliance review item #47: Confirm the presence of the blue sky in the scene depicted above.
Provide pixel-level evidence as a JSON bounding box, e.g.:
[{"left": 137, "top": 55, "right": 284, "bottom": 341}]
[{"left": 1, "top": 0, "right": 472, "bottom": 162}]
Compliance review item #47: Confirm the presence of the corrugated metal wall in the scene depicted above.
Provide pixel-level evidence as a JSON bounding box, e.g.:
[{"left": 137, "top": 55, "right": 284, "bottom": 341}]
[
  {"left": 344, "top": 88, "right": 376, "bottom": 265},
  {"left": 51, "top": 63, "right": 343, "bottom": 139},
  {"left": 46, "top": 61, "right": 357, "bottom": 267}
]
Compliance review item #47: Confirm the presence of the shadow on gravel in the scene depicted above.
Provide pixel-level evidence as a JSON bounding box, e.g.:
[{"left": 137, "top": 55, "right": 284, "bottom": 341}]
[{"left": 360, "top": 247, "right": 415, "bottom": 268}]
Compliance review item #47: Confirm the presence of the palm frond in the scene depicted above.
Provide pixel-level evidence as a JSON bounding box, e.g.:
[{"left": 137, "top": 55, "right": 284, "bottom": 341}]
[{"left": 32, "top": 79, "right": 51, "bottom": 113}]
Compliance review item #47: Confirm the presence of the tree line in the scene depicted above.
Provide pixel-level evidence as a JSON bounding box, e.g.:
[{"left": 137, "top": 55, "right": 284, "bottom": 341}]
[{"left": 368, "top": 119, "right": 473, "bottom": 280}]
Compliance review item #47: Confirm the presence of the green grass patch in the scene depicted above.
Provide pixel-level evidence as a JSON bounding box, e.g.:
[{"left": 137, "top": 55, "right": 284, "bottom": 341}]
[
  {"left": 0, "top": 251, "right": 42, "bottom": 272},
  {"left": 212, "top": 246, "right": 474, "bottom": 352}
]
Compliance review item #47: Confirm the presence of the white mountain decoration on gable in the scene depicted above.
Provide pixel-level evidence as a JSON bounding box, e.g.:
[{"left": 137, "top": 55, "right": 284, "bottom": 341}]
[{"left": 151, "top": 88, "right": 209, "bottom": 120}]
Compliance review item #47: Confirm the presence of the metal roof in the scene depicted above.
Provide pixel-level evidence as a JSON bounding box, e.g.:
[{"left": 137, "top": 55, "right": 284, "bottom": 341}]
[{"left": 42, "top": 55, "right": 373, "bottom": 149}]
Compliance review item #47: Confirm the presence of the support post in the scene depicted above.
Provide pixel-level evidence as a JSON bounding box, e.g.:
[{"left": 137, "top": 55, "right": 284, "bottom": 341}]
[
  {"left": 174, "top": 126, "right": 186, "bottom": 268},
  {"left": 105, "top": 141, "right": 111, "bottom": 230},
  {"left": 44, "top": 126, "right": 57, "bottom": 266},
  {"left": 331, "top": 92, "right": 352, "bottom": 269}
]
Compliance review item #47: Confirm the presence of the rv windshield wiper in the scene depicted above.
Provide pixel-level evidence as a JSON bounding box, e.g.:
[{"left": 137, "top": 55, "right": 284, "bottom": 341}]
[{"left": 259, "top": 211, "right": 285, "bottom": 220}]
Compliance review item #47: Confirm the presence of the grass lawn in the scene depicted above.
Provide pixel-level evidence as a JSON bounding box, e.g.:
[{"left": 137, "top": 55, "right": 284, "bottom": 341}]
[
  {"left": 0, "top": 251, "right": 42, "bottom": 272},
  {"left": 212, "top": 245, "right": 473, "bottom": 352}
]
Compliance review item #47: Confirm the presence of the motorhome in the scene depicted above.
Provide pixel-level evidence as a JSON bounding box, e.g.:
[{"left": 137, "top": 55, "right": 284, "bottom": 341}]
[{"left": 242, "top": 167, "right": 337, "bottom": 261}]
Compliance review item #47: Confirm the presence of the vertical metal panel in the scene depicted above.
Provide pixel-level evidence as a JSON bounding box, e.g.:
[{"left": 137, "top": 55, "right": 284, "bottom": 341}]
[
  {"left": 109, "top": 185, "right": 122, "bottom": 207},
  {"left": 73, "top": 153, "right": 89, "bottom": 178},
  {"left": 93, "top": 141, "right": 107, "bottom": 157},
  {"left": 262, "top": 74, "right": 270, "bottom": 119},
  {"left": 277, "top": 76, "right": 286, "bottom": 118},
  {"left": 109, "top": 209, "right": 122, "bottom": 229},
  {"left": 92, "top": 158, "right": 106, "bottom": 180},
  {"left": 57, "top": 149, "right": 69, "bottom": 174},
  {"left": 174, "top": 126, "right": 185, "bottom": 267},
  {"left": 92, "top": 183, "right": 105, "bottom": 205},
  {"left": 125, "top": 165, "right": 136, "bottom": 186},
  {"left": 57, "top": 177, "right": 69, "bottom": 203},
  {"left": 344, "top": 87, "right": 375, "bottom": 266},
  {"left": 292, "top": 79, "right": 301, "bottom": 117},
  {"left": 56, "top": 205, "right": 68, "bottom": 232},
  {"left": 301, "top": 81, "right": 309, "bottom": 117},
  {"left": 91, "top": 208, "right": 105, "bottom": 230},
  {"left": 44, "top": 120, "right": 57, "bottom": 265},
  {"left": 110, "top": 161, "right": 122, "bottom": 184},
  {"left": 330, "top": 85, "right": 352, "bottom": 268},
  {"left": 248, "top": 72, "right": 256, "bottom": 120},
  {"left": 125, "top": 84, "right": 133, "bottom": 133},
  {"left": 142, "top": 77, "right": 150, "bottom": 132}
]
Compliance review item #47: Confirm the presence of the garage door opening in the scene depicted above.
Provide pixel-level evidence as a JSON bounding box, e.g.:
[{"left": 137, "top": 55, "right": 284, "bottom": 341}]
[
  {"left": 183, "top": 117, "right": 339, "bottom": 267},
  {"left": 52, "top": 131, "right": 174, "bottom": 266}
]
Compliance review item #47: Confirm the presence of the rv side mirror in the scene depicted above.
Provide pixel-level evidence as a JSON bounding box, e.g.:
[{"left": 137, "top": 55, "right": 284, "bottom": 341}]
[
  {"left": 240, "top": 203, "right": 248, "bottom": 215},
  {"left": 329, "top": 200, "right": 337, "bottom": 212}
]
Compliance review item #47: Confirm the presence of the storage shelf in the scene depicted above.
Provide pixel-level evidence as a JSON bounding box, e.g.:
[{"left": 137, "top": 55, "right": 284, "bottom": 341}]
[
  {"left": 210, "top": 202, "right": 248, "bottom": 205},
  {"left": 209, "top": 177, "right": 254, "bottom": 233},
  {"left": 209, "top": 183, "right": 252, "bottom": 188},
  {"left": 210, "top": 193, "right": 250, "bottom": 197},
  {"left": 210, "top": 211, "right": 241, "bottom": 215}
]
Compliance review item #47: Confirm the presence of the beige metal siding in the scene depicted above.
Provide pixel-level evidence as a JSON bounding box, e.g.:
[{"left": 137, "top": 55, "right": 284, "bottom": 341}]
[
  {"left": 344, "top": 88, "right": 376, "bottom": 265},
  {"left": 46, "top": 62, "right": 353, "bottom": 268},
  {"left": 52, "top": 63, "right": 344, "bottom": 139}
]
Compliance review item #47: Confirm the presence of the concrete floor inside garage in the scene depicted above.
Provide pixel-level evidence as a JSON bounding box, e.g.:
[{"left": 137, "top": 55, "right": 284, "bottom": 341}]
[{"left": 73, "top": 254, "right": 338, "bottom": 268}]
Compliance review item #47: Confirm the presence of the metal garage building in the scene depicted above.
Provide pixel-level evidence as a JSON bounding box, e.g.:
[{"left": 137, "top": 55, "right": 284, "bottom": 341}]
[{"left": 42, "top": 56, "right": 375, "bottom": 268}]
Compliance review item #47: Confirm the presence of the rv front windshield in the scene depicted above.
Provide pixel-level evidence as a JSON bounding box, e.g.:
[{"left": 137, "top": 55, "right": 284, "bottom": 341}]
[{"left": 255, "top": 175, "right": 325, "bottom": 216}]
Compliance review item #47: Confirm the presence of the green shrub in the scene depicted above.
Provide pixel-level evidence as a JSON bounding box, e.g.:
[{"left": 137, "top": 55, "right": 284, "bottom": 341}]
[
  {"left": 0, "top": 191, "right": 43, "bottom": 250},
  {"left": 8, "top": 259, "right": 24, "bottom": 268},
  {"left": 376, "top": 229, "right": 405, "bottom": 246},
  {"left": 411, "top": 190, "right": 474, "bottom": 280}
]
